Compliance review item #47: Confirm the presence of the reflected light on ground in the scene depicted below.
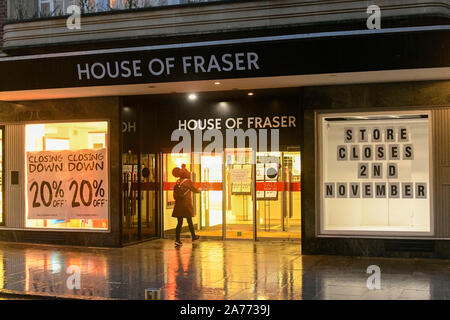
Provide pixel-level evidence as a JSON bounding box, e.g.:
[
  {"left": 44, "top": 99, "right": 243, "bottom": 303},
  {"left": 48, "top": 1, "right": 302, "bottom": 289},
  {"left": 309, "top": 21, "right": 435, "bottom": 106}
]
[{"left": 0, "top": 241, "right": 447, "bottom": 300}]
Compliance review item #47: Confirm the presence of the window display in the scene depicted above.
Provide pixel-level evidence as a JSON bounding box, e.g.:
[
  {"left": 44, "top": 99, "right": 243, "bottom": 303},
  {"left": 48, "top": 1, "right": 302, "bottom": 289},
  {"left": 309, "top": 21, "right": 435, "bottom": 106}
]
[
  {"left": 256, "top": 153, "right": 280, "bottom": 200},
  {"left": 0, "top": 127, "right": 3, "bottom": 225},
  {"left": 319, "top": 113, "right": 431, "bottom": 234},
  {"left": 25, "top": 122, "right": 109, "bottom": 230}
]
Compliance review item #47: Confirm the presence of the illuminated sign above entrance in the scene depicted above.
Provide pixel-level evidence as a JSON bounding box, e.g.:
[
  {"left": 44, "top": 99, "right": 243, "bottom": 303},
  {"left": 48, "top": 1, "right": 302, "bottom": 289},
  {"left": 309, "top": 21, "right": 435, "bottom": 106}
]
[{"left": 177, "top": 116, "right": 296, "bottom": 130}]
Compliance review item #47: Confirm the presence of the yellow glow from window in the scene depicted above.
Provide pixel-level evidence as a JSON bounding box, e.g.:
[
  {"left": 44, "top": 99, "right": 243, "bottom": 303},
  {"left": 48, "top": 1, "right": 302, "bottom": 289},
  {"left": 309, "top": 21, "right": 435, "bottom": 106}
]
[
  {"left": 44, "top": 138, "right": 69, "bottom": 151},
  {"left": 200, "top": 155, "right": 223, "bottom": 226},
  {"left": 25, "top": 122, "right": 108, "bottom": 230},
  {"left": 0, "top": 129, "right": 2, "bottom": 225}
]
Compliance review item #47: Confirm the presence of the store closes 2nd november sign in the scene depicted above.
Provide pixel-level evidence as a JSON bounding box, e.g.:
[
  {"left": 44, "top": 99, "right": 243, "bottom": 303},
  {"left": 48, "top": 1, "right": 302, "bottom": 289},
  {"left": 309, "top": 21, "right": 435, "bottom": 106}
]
[
  {"left": 320, "top": 115, "right": 431, "bottom": 232},
  {"left": 26, "top": 148, "right": 108, "bottom": 220}
]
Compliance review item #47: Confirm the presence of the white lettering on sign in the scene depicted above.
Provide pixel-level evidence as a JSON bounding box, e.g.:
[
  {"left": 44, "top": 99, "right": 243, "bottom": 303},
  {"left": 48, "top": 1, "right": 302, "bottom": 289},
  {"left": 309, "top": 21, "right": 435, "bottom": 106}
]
[
  {"left": 122, "top": 121, "right": 136, "bottom": 133},
  {"left": 26, "top": 149, "right": 108, "bottom": 220},
  {"left": 76, "top": 52, "right": 260, "bottom": 81},
  {"left": 177, "top": 116, "right": 296, "bottom": 130}
]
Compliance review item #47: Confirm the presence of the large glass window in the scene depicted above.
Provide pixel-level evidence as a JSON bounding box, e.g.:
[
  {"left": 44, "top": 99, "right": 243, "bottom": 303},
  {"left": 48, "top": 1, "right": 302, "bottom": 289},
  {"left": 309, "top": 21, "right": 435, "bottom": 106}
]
[
  {"left": 256, "top": 151, "right": 301, "bottom": 239},
  {"left": 33, "top": 0, "right": 223, "bottom": 18},
  {"left": 163, "top": 153, "right": 197, "bottom": 236},
  {"left": 38, "top": 0, "right": 54, "bottom": 16},
  {"left": 0, "top": 127, "right": 4, "bottom": 226},
  {"left": 319, "top": 112, "right": 431, "bottom": 235},
  {"left": 25, "top": 122, "right": 109, "bottom": 230}
]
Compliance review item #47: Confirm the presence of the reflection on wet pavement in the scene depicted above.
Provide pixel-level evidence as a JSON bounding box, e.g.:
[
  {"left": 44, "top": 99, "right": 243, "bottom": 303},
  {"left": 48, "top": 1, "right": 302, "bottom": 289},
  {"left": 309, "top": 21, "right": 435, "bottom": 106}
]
[{"left": 0, "top": 240, "right": 448, "bottom": 300}]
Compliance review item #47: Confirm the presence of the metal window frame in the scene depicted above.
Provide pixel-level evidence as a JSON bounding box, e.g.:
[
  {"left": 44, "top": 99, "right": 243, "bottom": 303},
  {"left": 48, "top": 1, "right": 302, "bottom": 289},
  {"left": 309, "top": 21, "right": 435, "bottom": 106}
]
[
  {"left": 22, "top": 119, "right": 111, "bottom": 233},
  {"left": 0, "top": 126, "right": 5, "bottom": 226},
  {"left": 315, "top": 110, "right": 434, "bottom": 238},
  {"left": 38, "top": 0, "right": 55, "bottom": 17}
]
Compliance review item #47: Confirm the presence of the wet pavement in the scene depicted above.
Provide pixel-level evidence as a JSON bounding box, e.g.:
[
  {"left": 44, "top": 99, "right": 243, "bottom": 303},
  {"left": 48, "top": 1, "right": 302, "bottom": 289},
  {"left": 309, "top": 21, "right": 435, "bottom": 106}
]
[{"left": 0, "top": 239, "right": 448, "bottom": 300}]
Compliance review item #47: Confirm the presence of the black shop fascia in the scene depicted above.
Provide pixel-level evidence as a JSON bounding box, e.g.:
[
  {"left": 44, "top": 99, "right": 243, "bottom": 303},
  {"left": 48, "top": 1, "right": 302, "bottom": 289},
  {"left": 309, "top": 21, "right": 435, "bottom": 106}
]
[{"left": 122, "top": 89, "right": 302, "bottom": 154}]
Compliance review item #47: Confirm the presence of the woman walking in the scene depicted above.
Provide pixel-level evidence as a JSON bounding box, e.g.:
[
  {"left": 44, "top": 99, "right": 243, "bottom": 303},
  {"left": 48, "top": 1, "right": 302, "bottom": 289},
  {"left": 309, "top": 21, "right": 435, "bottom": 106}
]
[{"left": 172, "top": 164, "right": 201, "bottom": 247}]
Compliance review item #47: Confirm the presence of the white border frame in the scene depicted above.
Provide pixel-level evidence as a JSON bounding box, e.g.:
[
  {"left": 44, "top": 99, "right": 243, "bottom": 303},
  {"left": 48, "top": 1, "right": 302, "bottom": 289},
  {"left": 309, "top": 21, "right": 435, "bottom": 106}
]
[{"left": 315, "top": 110, "right": 434, "bottom": 238}]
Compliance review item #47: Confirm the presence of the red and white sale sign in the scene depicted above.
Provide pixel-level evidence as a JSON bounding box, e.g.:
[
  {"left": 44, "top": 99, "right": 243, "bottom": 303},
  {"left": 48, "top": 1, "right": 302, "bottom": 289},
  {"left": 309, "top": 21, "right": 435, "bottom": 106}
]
[{"left": 26, "top": 148, "right": 108, "bottom": 220}]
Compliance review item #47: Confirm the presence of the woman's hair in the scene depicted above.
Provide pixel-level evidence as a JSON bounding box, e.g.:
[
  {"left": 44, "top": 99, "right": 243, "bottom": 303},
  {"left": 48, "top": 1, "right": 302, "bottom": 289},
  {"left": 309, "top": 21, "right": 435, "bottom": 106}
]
[
  {"left": 172, "top": 167, "right": 182, "bottom": 178},
  {"left": 172, "top": 164, "right": 190, "bottom": 179},
  {"left": 181, "top": 164, "right": 191, "bottom": 178}
]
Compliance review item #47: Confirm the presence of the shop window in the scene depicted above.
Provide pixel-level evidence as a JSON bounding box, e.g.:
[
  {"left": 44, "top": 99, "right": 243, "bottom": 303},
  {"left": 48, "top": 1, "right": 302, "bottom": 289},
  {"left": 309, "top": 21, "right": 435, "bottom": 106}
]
[
  {"left": 318, "top": 112, "right": 431, "bottom": 235},
  {"left": 38, "top": 0, "right": 54, "bottom": 17},
  {"left": 39, "top": 0, "right": 82, "bottom": 17},
  {"left": 25, "top": 122, "right": 109, "bottom": 230},
  {"left": 38, "top": 0, "right": 110, "bottom": 16},
  {"left": 0, "top": 127, "right": 4, "bottom": 225}
]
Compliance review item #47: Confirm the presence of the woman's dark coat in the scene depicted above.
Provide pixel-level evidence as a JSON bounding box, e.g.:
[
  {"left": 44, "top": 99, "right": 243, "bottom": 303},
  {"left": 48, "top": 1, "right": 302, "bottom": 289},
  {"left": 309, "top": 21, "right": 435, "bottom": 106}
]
[{"left": 172, "top": 177, "right": 200, "bottom": 218}]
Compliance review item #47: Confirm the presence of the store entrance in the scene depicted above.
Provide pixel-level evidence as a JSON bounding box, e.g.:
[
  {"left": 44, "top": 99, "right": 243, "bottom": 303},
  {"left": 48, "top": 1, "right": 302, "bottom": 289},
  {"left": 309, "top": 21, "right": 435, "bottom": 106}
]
[
  {"left": 163, "top": 153, "right": 224, "bottom": 239},
  {"left": 224, "top": 149, "right": 254, "bottom": 239},
  {"left": 122, "top": 152, "right": 159, "bottom": 244},
  {"left": 162, "top": 149, "right": 301, "bottom": 241},
  {"left": 256, "top": 151, "right": 301, "bottom": 239},
  {"left": 195, "top": 153, "right": 224, "bottom": 237}
]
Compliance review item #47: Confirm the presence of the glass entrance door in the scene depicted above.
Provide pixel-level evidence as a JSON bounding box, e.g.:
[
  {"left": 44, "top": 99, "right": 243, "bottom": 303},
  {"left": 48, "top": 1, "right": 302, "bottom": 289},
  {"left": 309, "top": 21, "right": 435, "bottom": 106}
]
[
  {"left": 224, "top": 149, "right": 255, "bottom": 239},
  {"left": 256, "top": 151, "right": 301, "bottom": 239},
  {"left": 193, "top": 153, "right": 223, "bottom": 238},
  {"left": 122, "top": 152, "right": 159, "bottom": 243},
  {"left": 122, "top": 152, "right": 139, "bottom": 243},
  {"left": 163, "top": 153, "right": 224, "bottom": 239},
  {"left": 282, "top": 152, "right": 302, "bottom": 236},
  {"left": 161, "top": 149, "right": 300, "bottom": 241},
  {"left": 140, "top": 154, "right": 159, "bottom": 239},
  {"left": 162, "top": 153, "right": 195, "bottom": 238}
]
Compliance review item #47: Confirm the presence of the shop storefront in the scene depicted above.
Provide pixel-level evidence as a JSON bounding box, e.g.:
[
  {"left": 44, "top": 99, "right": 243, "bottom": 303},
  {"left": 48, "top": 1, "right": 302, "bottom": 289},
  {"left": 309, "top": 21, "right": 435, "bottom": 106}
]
[
  {"left": 0, "top": 98, "right": 121, "bottom": 246},
  {"left": 121, "top": 91, "right": 302, "bottom": 243},
  {"left": 0, "top": 26, "right": 448, "bottom": 257}
]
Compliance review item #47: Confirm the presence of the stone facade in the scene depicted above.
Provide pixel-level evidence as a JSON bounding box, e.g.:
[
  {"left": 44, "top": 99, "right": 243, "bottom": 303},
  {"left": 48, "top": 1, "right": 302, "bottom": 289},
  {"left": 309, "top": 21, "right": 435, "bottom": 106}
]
[{"left": 3, "top": 0, "right": 450, "bottom": 49}]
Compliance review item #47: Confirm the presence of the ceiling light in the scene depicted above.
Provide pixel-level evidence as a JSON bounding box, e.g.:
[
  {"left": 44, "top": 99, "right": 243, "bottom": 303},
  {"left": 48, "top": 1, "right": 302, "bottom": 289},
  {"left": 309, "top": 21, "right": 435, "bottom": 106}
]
[
  {"left": 248, "top": 92, "right": 254, "bottom": 96},
  {"left": 188, "top": 94, "right": 197, "bottom": 101}
]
